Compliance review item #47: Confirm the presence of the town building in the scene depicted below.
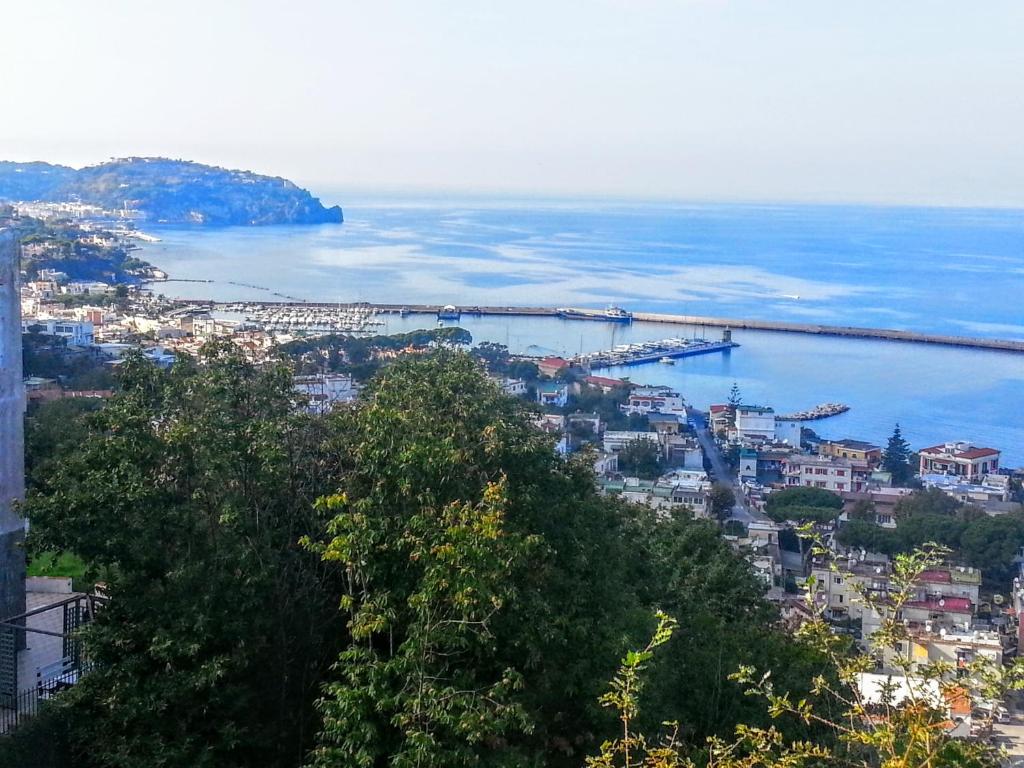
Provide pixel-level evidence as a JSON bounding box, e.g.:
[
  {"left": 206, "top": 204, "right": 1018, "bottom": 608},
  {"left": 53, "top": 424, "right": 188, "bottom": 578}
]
[
  {"left": 583, "top": 375, "right": 629, "bottom": 393},
  {"left": 603, "top": 430, "right": 660, "bottom": 453},
  {"left": 819, "top": 438, "right": 882, "bottom": 466},
  {"left": 621, "top": 386, "right": 685, "bottom": 415},
  {"left": 537, "top": 383, "right": 568, "bottom": 408},
  {"left": 734, "top": 405, "right": 776, "bottom": 441},
  {"left": 293, "top": 373, "right": 359, "bottom": 413},
  {"left": 537, "top": 356, "right": 570, "bottom": 378},
  {"left": 918, "top": 442, "right": 1000, "bottom": 480},
  {"left": 920, "top": 473, "right": 1011, "bottom": 506},
  {"left": 496, "top": 377, "right": 528, "bottom": 397},
  {"left": 783, "top": 454, "right": 871, "bottom": 493},
  {"left": 22, "top": 317, "right": 94, "bottom": 346}
]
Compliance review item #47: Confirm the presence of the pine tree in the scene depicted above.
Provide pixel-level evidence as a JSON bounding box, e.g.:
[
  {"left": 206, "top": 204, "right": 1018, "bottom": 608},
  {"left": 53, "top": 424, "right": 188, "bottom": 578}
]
[
  {"left": 882, "top": 422, "right": 913, "bottom": 485},
  {"left": 727, "top": 381, "right": 742, "bottom": 409}
]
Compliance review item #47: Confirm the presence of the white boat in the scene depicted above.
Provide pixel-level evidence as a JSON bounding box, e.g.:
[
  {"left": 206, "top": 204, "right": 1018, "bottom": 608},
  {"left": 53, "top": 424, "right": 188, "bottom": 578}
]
[{"left": 659, "top": 356, "right": 675, "bottom": 364}]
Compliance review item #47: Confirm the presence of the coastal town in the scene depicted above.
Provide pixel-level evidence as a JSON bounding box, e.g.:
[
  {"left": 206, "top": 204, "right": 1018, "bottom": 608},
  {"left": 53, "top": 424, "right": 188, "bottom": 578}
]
[{"left": 4, "top": 189, "right": 1024, "bottom": 760}]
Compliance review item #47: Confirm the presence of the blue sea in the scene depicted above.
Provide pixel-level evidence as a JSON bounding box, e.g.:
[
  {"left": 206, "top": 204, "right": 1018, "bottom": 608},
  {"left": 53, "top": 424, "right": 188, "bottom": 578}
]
[{"left": 138, "top": 200, "right": 1024, "bottom": 467}]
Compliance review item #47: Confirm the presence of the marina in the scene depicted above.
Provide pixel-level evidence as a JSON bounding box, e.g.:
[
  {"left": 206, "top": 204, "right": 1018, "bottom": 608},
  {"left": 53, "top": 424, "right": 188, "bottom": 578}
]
[
  {"left": 216, "top": 303, "right": 384, "bottom": 335},
  {"left": 571, "top": 333, "right": 738, "bottom": 369},
  {"left": 166, "top": 299, "right": 1024, "bottom": 355}
]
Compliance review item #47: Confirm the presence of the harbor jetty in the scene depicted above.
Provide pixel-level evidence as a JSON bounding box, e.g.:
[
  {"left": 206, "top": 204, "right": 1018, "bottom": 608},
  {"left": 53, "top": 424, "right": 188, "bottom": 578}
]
[
  {"left": 778, "top": 403, "right": 850, "bottom": 421},
  {"left": 172, "top": 299, "right": 1024, "bottom": 355}
]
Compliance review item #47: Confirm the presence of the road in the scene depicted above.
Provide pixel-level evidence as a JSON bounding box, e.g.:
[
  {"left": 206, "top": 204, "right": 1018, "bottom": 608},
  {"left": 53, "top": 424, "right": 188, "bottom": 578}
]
[{"left": 690, "top": 409, "right": 767, "bottom": 524}]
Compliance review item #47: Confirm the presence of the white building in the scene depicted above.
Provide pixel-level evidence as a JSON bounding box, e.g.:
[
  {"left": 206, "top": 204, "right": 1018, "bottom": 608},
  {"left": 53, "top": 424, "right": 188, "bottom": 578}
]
[
  {"left": 621, "top": 386, "right": 685, "bottom": 415},
  {"left": 783, "top": 454, "right": 869, "bottom": 494},
  {"left": 497, "top": 378, "right": 528, "bottom": 397},
  {"left": 537, "top": 384, "right": 567, "bottom": 408},
  {"left": 64, "top": 280, "right": 111, "bottom": 295},
  {"left": 603, "top": 430, "right": 660, "bottom": 453},
  {"left": 293, "top": 373, "right": 359, "bottom": 413},
  {"left": 22, "top": 317, "right": 94, "bottom": 346},
  {"left": 774, "top": 418, "right": 801, "bottom": 446},
  {"left": 918, "top": 442, "right": 1000, "bottom": 480},
  {"left": 734, "top": 405, "right": 775, "bottom": 441}
]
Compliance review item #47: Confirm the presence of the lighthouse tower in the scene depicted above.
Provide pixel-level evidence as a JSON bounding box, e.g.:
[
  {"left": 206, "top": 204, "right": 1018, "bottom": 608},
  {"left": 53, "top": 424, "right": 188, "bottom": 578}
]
[{"left": 0, "top": 228, "right": 26, "bottom": 623}]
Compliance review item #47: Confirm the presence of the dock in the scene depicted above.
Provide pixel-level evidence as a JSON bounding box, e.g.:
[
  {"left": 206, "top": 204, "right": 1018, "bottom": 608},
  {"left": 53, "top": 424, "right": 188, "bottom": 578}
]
[
  {"left": 179, "top": 299, "right": 1024, "bottom": 354},
  {"left": 571, "top": 335, "right": 738, "bottom": 369}
]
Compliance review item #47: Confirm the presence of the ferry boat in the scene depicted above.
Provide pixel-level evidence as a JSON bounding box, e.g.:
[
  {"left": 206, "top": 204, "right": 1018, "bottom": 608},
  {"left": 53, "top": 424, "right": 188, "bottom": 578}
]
[
  {"left": 603, "top": 306, "right": 633, "bottom": 323},
  {"left": 556, "top": 306, "right": 633, "bottom": 323},
  {"left": 659, "top": 356, "right": 675, "bottom": 364},
  {"left": 437, "top": 304, "right": 461, "bottom": 320}
]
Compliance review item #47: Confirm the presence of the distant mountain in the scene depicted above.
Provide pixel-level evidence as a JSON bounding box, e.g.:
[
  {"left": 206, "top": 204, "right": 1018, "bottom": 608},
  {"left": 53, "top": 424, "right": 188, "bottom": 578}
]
[{"left": 0, "top": 157, "right": 343, "bottom": 226}]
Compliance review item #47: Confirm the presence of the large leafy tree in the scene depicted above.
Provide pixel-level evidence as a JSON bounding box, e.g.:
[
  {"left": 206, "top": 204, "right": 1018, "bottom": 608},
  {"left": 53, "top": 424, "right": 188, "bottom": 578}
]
[
  {"left": 624, "top": 511, "right": 833, "bottom": 745},
  {"left": 26, "top": 341, "right": 345, "bottom": 768},
  {"left": 617, "top": 438, "right": 664, "bottom": 480},
  {"left": 308, "top": 351, "right": 645, "bottom": 768}
]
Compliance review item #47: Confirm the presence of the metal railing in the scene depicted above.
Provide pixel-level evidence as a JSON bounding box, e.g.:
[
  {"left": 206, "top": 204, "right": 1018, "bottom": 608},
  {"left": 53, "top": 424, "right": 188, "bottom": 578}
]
[{"left": 0, "top": 667, "right": 83, "bottom": 734}]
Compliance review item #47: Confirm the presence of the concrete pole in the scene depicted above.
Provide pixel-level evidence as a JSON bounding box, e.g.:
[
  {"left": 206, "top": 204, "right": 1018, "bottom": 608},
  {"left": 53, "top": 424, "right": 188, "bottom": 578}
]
[{"left": 0, "top": 229, "right": 26, "bottom": 622}]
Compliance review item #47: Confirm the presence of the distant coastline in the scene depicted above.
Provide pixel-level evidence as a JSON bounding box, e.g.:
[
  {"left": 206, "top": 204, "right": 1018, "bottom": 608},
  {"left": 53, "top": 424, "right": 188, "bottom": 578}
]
[{"left": 0, "top": 157, "right": 343, "bottom": 227}]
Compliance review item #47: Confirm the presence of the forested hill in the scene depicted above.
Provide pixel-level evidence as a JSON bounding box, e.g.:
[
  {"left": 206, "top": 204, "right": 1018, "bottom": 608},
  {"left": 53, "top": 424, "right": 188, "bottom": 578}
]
[{"left": 0, "top": 157, "right": 343, "bottom": 226}]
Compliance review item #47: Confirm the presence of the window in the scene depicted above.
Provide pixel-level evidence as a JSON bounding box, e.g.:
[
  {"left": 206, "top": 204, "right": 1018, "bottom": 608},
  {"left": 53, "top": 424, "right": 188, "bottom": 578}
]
[
  {"left": 837, "top": 595, "right": 844, "bottom": 603},
  {"left": 836, "top": 470, "right": 846, "bottom": 476},
  {"left": 834, "top": 577, "right": 843, "bottom": 585},
  {"left": 836, "top": 483, "right": 845, "bottom": 490}
]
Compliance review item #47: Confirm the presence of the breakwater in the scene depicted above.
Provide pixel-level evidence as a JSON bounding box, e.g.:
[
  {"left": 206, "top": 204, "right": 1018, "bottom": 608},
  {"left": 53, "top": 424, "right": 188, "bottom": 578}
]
[{"left": 192, "top": 300, "right": 1024, "bottom": 354}]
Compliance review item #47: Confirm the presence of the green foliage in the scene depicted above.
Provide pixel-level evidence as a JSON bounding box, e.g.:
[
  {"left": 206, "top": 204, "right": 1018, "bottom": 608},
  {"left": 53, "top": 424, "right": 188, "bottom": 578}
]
[
  {"left": 837, "top": 489, "right": 1024, "bottom": 585},
  {"left": 593, "top": 543, "right": 1020, "bottom": 768},
  {"left": 709, "top": 483, "right": 736, "bottom": 521},
  {"left": 308, "top": 350, "right": 646, "bottom": 767},
  {"left": 22, "top": 332, "right": 116, "bottom": 389},
  {"left": 23, "top": 347, "right": 825, "bottom": 768},
  {"left": 617, "top": 439, "right": 664, "bottom": 480},
  {"left": 766, "top": 487, "right": 843, "bottom": 513},
  {"left": 765, "top": 488, "right": 843, "bottom": 529},
  {"left": 24, "top": 397, "right": 105, "bottom": 489},
  {"left": 626, "top": 512, "right": 833, "bottom": 746},
  {"left": 25, "top": 341, "right": 344, "bottom": 768},
  {"left": 564, "top": 382, "right": 637, "bottom": 431},
  {"left": 282, "top": 326, "right": 472, "bottom": 378}
]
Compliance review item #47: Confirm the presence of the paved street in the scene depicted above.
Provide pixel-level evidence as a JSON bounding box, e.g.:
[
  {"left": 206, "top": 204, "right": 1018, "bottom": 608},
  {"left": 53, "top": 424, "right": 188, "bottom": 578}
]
[{"left": 690, "top": 409, "right": 767, "bottom": 524}]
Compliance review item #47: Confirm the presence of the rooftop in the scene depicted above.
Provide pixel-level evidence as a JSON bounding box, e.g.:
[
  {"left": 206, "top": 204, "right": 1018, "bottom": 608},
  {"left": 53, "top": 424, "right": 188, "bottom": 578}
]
[
  {"left": 827, "top": 439, "right": 881, "bottom": 452},
  {"left": 920, "top": 442, "right": 1000, "bottom": 459}
]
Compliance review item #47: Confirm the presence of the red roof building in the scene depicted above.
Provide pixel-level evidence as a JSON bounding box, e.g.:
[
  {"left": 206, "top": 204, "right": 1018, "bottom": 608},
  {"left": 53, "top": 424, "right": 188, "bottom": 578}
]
[
  {"left": 583, "top": 375, "right": 629, "bottom": 392},
  {"left": 537, "top": 356, "right": 570, "bottom": 378},
  {"left": 919, "top": 442, "right": 1000, "bottom": 480}
]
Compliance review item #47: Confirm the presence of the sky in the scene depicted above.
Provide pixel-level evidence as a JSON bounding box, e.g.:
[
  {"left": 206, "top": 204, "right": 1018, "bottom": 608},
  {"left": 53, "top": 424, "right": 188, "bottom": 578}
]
[{"left": 2, "top": 1, "right": 1023, "bottom": 206}]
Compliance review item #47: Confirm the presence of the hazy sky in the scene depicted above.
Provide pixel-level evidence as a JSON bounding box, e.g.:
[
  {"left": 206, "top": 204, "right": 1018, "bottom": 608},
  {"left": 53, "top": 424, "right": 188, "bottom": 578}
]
[{"left": 3, "top": 1, "right": 1022, "bottom": 206}]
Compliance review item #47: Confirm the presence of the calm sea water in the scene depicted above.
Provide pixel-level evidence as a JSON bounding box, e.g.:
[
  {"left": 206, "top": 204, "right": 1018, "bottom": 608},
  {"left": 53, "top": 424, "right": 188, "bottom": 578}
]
[{"left": 138, "top": 200, "right": 1024, "bottom": 467}]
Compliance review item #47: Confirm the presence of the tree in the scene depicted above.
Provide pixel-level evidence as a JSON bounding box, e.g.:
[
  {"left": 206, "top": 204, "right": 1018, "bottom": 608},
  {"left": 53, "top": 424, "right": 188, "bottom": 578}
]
[
  {"left": 883, "top": 423, "right": 913, "bottom": 485},
  {"left": 727, "top": 381, "right": 742, "bottom": 409},
  {"left": 624, "top": 511, "right": 833, "bottom": 746},
  {"left": 618, "top": 438, "right": 664, "bottom": 480},
  {"left": 26, "top": 341, "right": 345, "bottom": 768},
  {"left": 709, "top": 483, "right": 736, "bottom": 521},
  {"left": 765, "top": 486, "right": 843, "bottom": 516},
  {"left": 308, "top": 351, "right": 644, "bottom": 767}
]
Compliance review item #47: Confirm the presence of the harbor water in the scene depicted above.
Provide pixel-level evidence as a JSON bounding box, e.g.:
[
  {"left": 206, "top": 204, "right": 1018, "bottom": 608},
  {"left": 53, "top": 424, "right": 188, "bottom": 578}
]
[{"left": 138, "top": 199, "right": 1024, "bottom": 467}]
